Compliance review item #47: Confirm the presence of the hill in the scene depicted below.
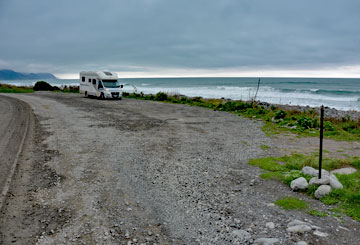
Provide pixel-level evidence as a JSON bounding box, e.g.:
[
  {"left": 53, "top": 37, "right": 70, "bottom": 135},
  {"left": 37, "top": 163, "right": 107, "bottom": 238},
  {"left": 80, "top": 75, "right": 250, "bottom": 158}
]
[{"left": 0, "top": 69, "right": 56, "bottom": 80}]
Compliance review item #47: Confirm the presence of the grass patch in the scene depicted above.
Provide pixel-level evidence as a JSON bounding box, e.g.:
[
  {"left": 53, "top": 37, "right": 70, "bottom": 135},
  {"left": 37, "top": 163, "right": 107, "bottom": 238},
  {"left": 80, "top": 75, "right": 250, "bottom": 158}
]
[
  {"left": 123, "top": 92, "right": 360, "bottom": 142},
  {"left": 307, "top": 209, "right": 328, "bottom": 217},
  {"left": 260, "top": 144, "right": 270, "bottom": 150},
  {"left": 275, "top": 196, "right": 308, "bottom": 210},
  {"left": 0, "top": 84, "right": 34, "bottom": 93},
  {"left": 250, "top": 153, "right": 360, "bottom": 221}
]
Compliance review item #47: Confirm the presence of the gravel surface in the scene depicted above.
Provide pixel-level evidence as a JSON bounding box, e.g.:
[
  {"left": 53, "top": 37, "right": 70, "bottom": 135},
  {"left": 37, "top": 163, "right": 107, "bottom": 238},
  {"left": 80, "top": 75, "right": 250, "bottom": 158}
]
[
  {"left": 0, "top": 95, "right": 30, "bottom": 208},
  {"left": 0, "top": 92, "right": 359, "bottom": 244}
]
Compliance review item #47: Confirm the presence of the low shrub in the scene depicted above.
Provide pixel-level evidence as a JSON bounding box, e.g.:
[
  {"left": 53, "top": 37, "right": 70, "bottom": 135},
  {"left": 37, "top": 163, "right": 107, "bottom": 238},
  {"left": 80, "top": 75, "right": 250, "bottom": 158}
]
[{"left": 33, "top": 81, "right": 54, "bottom": 91}]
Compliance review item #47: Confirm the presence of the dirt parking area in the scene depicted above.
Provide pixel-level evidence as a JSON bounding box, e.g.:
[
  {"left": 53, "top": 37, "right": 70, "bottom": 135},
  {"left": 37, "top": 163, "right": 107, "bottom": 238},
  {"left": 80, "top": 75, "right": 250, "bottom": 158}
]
[{"left": 0, "top": 92, "right": 359, "bottom": 244}]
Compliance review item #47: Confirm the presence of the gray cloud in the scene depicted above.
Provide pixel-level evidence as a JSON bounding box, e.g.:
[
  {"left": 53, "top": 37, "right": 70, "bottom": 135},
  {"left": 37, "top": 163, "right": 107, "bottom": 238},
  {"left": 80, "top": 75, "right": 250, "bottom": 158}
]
[{"left": 0, "top": 0, "right": 359, "bottom": 75}]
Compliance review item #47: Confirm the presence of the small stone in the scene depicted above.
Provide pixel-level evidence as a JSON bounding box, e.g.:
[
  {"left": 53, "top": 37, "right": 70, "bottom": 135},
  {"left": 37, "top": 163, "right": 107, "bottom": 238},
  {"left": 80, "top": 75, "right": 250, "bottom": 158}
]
[
  {"left": 328, "top": 174, "right": 343, "bottom": 189},
  {"left": 331, "top": 167, "right": 357, "bottom": 175},
  {"left": 265, "top": 222, "right": 275, "bottom": 229},
  {"left": 290, "top": 177, "right": 309, "bottom": 191},
  {"left": 313, "top": 230, "right": 328, "bottom": 237},
  {"left": 126, "top": 208, "right": 132, "bottom": 212},
  {"left": 309, "top": 176, "right": 330, "bottom": 186},
  {"left": 314, "top": 185, "right": 331, "bottom": 199},
  {"left": 286, "top": 225, "right": 312, "bottom": 233},
  {"left": 231, "top": 229, "right": 251, "bottom": 241},
  {"left": 253, "top": 237, "right": 279, "bottom": 244},
  {"left": 287, "top": 219, "right": 310, "bottom": 227},
  {"left": 296, "top": 241, "right": 308, "bottom": 245},
  {"left": 338, "top": 226, "right": 350, "bottom": 231}
]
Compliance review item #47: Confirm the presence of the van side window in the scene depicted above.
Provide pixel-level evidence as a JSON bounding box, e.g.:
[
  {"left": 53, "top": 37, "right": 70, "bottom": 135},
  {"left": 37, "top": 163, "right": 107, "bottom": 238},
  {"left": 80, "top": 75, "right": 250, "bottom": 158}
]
[
  {"left": 92, "top": 79, "right": 96, "bottom": 85},
  {"left": 82, "top": 76, "right": 85, "bottom": 82},
  {"left": 88, "top": 78, "right": 91, "bottom": 83}
]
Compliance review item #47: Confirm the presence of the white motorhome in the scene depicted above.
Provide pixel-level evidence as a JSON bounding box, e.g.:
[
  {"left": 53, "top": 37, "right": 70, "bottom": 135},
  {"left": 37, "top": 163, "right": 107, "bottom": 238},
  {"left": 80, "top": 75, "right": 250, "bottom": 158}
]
[{"left": 79, "top": 71, "right": 123, "bottom": 99}]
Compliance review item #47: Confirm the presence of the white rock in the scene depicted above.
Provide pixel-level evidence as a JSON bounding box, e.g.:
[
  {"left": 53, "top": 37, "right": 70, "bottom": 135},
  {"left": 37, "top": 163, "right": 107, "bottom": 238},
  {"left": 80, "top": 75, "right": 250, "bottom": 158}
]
[
  {"left": 331, "top": 167, "right": 357, "bottom": 175},
  {"left": 302, "top": 167, "right": 329, "bottom": 177},
  {"left": 314, "top": 185, "right": 331, "bottom": 199},
  {"left": 265, "top": 222, "right": 275, "bottom": 229},
  {"left": 231, "top": 229, "right": 251, "bottom": 241},
  {"left": 321, "top": 169, "right": 330, "bottom": 176},
  {"left": 313, "top": 230, "right": 328, "bottom": 237},
  {"left": 328, "top": 174, "right": 343, "bottom": 189},
  {"left": 301, "top": 166, "right": 317, "bottom": 176},
  {"left": 253, "top": 237, "right": 279, "bottom": 244},
  {"left": 309, "top": 176, "right": 330, "bottom": 186},
  {"left": 296, "top": 241, "right": 308, "bottom": 245},
  {"left": 286, "top": 225, "right": 312, "bottom": 233},
  {"left": 290, "top": 177, "right": 309, "bottom": 191},
  {"left": 287, "top": 219, "right": 310, "bottom": 227}
]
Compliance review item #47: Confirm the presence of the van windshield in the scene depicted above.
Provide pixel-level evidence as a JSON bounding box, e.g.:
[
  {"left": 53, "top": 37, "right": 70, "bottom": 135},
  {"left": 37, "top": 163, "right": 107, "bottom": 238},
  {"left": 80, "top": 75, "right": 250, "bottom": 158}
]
[{"left": 102, "top": 80, "right": 120, "bottom": 88}]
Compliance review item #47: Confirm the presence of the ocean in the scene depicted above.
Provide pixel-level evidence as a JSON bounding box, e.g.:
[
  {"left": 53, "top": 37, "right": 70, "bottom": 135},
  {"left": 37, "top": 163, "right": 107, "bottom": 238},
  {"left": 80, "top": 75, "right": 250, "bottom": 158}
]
[{"left": 2, "top": 77, "right": 360, "bottom": 111}]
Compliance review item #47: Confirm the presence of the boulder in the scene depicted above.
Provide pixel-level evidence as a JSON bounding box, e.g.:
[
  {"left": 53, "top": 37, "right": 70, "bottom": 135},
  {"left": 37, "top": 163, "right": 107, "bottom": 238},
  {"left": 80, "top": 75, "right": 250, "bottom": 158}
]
[
  {"left": 328, "top": 174, "right": 343, "bottom": 189},
  {"left": 301, "top": 166, "right": 317, "bottom": 176},
  {"left": 290, "top": 177, "right": 309, "bottom": 191},
  {"left": 301, "top": 167, "right": 329, "bottom": 177},
  {"left": 309, "top": 176, "right": 330, "bottom": 186},
  {"left": 314, "top": 185, "right": 331, "bottom": 199}
]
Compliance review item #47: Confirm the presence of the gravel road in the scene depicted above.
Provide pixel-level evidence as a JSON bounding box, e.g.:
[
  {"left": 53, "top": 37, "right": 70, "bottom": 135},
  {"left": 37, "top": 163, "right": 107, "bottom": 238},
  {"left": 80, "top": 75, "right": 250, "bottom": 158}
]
[
  {"left": 0, "top": 95, "right": 30, "bottom": 209},
  {"left": 0, "top": 92, "right": 359, "bottom": 244}
]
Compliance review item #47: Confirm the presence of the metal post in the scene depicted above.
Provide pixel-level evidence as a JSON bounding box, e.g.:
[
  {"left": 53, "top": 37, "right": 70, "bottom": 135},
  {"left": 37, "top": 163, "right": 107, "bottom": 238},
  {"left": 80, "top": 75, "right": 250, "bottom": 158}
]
[{"left": 319, "top": 105, "right": 324, "bottom": 179}]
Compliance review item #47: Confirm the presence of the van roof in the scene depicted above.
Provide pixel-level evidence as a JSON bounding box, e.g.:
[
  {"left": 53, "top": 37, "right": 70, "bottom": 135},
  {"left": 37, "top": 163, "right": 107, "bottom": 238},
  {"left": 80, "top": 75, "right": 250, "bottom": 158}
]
[{"left": 80, "top": 71, "right": 118, "bottom": 80}]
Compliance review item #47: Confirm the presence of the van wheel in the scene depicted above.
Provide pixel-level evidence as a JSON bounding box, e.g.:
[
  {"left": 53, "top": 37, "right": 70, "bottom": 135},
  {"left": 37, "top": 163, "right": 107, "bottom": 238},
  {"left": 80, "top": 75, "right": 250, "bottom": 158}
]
[
  {"left": 84, "top": 91, "right": 88, "bottom": 98},
  {"left": 99, "top": 93, "right": 105, "bottom": 100}
]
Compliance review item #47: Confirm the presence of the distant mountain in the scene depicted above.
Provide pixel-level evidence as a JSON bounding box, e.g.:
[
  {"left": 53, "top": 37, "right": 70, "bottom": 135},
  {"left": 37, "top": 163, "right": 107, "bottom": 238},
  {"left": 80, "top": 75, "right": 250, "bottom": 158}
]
[{"left": 0, "top": 69, "right": 56, "bottom": 80}]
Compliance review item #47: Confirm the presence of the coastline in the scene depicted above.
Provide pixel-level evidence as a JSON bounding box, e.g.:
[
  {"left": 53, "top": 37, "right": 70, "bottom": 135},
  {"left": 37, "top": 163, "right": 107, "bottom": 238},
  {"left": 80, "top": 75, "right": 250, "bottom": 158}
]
[{"left": 256, "top": 101, "right": 360, "bottom": 121}]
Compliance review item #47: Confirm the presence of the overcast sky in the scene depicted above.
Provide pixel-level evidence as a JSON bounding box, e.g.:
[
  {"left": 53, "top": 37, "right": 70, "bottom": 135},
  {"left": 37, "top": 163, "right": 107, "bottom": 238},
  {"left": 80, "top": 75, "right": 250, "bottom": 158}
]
[{"left": 1, "top": 0, "right": 360, "bottom": 78}]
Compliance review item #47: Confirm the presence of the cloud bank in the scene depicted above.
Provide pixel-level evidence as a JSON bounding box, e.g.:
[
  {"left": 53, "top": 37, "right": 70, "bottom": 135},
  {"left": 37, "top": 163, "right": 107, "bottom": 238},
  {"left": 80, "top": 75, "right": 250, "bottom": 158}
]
[{"left": 0, "top": 0, "right": 359, "bottom": 77}]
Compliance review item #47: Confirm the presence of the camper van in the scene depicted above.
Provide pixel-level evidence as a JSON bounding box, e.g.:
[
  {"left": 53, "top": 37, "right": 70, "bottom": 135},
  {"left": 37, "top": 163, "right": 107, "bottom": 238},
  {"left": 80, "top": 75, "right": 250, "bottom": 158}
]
[{"left": 79, "top": 71, "right": 123, "bottom": 99}]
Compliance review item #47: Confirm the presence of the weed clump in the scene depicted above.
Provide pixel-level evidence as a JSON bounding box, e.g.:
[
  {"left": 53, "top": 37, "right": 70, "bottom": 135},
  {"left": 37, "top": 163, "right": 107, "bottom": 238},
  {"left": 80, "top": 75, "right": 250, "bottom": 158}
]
[{"left": 275, "top": 196, "right": 308, "bottom": 210}]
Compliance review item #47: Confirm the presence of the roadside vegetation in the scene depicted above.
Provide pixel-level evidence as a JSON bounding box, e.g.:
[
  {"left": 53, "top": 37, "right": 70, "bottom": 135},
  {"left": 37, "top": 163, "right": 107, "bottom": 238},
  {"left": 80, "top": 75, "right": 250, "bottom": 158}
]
[
  {"left": 0, "top": 81, "right": 79, "bottom": 94},
  {"left": 249, "top": 154, "right": 360, "bottom": 221},
  {"left": 123, "top": 92, "right": 360, "bottom": 141},
  {"left": 0, "top": 84, "right": 34, "bottom": 93}
]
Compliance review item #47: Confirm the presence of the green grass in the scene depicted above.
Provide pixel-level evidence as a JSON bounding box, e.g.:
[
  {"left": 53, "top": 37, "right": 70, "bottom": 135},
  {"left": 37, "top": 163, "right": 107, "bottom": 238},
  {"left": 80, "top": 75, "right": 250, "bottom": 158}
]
[
  {"left": 0, "top": 84, "right": 34, "bottom": 93},
  {"left": 123, "top": 92, "right": 360, "bottom": 142},
  {"left": 260, "top": 144, "right": 270, "bottom": 150},
  {"left": 307, "top": 209, "right": 328, "bottom": 217},
  {"left": 275, "top": 196, "right": 308, "bottom": 210},
  {"left": 249, "top": 153, "right": 360, "bottom": 221}
]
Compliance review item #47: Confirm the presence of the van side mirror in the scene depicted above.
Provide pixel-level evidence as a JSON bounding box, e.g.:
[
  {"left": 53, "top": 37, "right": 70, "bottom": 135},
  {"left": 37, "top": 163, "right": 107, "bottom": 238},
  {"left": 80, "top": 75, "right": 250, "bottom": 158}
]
[{"left": 121, "top": 85, "right": 123, "bottom": 88}]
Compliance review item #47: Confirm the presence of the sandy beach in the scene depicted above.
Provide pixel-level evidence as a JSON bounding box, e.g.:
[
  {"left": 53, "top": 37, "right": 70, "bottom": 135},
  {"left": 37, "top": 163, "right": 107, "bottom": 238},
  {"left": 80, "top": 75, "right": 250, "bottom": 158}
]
[{"left": 0, "top": 92, "right": 359, "bottom": 244}]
